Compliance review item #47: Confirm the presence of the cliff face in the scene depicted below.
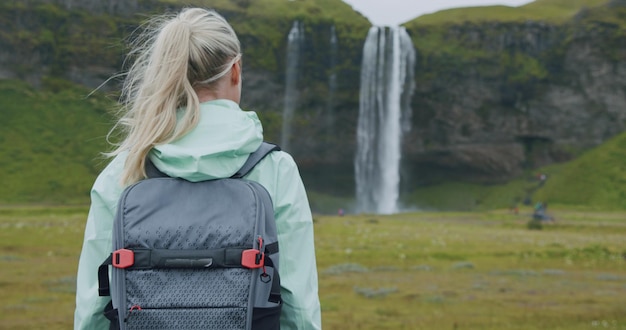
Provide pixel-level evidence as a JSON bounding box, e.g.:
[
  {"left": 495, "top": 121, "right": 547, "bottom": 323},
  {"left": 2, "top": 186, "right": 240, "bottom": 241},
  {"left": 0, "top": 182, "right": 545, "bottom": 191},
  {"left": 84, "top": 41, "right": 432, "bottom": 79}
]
[
  {"left": 0, "top": 1, "right": 130, "bottom": 87},
  {"left": 404, "top": 12, "right": 626, "bottom": 186},
  {"left": 1, "top": 0, "right": 625, "bottom": 198},
  {"left": 294, "top": 5, "right": 626, "bottom": 193}
]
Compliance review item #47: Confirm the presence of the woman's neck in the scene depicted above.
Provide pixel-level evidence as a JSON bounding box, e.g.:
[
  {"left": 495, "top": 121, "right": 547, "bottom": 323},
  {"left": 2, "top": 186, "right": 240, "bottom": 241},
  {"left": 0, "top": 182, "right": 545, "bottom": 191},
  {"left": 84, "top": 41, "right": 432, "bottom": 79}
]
[
  {"left": 195, "top": 78, "right": 241, "bottom": 104},
  {"left": 196, "top": 88, "right": 220, "bottom": 103}
]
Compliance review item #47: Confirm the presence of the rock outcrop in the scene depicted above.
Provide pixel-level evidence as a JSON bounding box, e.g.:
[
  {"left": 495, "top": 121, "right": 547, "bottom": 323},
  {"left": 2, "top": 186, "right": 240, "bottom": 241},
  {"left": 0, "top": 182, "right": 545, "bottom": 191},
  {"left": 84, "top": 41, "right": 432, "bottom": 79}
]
[{"left": 404, "top": 15, "right": 626, "bottom": 185}]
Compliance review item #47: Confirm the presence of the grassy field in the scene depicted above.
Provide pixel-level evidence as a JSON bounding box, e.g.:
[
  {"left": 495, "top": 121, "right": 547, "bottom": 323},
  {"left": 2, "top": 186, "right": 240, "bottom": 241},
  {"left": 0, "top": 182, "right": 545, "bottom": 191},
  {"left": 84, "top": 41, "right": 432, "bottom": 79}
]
[{"left": 0, "top": 207, "right": 625, "bottom": 329}]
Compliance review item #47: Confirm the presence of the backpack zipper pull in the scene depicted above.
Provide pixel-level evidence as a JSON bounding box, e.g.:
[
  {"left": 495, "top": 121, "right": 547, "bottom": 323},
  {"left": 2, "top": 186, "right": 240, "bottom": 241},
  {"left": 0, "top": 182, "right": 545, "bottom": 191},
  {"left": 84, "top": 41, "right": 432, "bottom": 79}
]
[
  {"left": 124, "top": 305, "right": 142, "bottom": 322},
  {"left": 255, "top": 237, "right": 264, "bottom": 264},
  {"left": 256, "top": 236, "right": 272, "bottom": 282}
]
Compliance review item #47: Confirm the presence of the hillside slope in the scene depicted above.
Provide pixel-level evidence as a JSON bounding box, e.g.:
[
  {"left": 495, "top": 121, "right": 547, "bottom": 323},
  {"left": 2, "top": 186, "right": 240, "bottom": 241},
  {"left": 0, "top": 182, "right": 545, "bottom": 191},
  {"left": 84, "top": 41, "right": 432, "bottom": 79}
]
[
  {"left": 409, "top": 0, "right": 610, "bottom": 25},
  {"left": 404, "top": 130, "right": 626, "bottom": 212},
  {"left": 0, "top": 79, "right": 113, "bottom": 204},
  {"left": 533, "top": 130, "right": 626, "bottom": 210}
]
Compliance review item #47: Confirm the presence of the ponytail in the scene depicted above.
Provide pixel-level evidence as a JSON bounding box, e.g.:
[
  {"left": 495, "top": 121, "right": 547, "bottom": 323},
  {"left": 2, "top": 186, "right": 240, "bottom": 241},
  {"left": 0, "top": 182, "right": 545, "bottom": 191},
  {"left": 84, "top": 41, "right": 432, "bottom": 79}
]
[{"left": 106, "top": 8, "right": 241, "bottom": 185}]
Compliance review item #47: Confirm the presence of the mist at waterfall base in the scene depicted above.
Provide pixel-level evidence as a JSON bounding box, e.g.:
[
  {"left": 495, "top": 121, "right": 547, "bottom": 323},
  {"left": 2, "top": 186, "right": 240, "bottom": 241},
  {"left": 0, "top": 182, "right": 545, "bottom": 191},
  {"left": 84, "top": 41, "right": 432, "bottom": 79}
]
[{"left": 354, "top": 26, "right": 416, "bottom": 215}]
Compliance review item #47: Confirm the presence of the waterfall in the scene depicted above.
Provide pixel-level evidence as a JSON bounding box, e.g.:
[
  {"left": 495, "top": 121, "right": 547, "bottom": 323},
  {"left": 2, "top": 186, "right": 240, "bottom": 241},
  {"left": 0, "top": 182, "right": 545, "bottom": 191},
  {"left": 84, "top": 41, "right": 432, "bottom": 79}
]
[
  {"left": 355, "top": 26, "right": 416, "bottom": 214},
  {"left": 281, "top": 21, "right": 304, "bottom": 151},
  {"left": 326, "top": 25, "right": 338, "bottom": 130}
]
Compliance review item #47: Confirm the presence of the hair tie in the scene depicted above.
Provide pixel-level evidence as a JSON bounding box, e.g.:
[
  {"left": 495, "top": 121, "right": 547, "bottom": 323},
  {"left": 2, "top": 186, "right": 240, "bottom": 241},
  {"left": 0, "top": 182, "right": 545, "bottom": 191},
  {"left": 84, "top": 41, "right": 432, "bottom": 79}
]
[{"left": 196, "top": 54, "right": 242, "bottom": 85}]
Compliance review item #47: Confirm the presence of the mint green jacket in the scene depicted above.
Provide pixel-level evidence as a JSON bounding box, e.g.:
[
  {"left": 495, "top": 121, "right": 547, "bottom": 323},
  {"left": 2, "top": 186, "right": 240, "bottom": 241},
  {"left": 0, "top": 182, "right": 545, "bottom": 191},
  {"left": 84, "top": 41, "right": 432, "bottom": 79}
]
[{"left": 74, "top": 100, "right": 321, "bottom": 329}]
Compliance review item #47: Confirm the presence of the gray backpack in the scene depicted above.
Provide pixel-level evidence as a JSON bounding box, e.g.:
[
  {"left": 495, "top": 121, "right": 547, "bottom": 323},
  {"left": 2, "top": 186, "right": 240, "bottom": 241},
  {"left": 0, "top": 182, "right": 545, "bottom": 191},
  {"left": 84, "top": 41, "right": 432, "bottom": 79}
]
[{"left": 98, "top": 142, "right": 282, "bottom": 330}]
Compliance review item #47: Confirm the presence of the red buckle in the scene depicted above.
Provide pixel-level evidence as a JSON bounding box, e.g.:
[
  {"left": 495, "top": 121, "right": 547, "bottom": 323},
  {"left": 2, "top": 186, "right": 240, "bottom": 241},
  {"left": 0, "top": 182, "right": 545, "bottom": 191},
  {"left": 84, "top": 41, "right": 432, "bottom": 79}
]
[
  {"left": 242, "top": 237, "right": 265, "bottom": 269},
  {"left": 112, "top": 249, "right": 134, "bottom": 269},
  {"left": 242, "top": 249, "right": 264, "bottom": 269}
]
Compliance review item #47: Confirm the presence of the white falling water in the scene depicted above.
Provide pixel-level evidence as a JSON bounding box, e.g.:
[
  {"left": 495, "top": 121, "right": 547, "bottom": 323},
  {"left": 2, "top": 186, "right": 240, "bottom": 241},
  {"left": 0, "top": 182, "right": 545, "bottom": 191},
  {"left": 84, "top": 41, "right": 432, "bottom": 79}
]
[
  {"left": 355, "top": 26, "right": 416, "bottom": 214},
  {"left": 281, "top": 21, "right": 304, "bottom": 151},
  {"left": 326, "top": 25, "right": 338, "bottom": 129}
]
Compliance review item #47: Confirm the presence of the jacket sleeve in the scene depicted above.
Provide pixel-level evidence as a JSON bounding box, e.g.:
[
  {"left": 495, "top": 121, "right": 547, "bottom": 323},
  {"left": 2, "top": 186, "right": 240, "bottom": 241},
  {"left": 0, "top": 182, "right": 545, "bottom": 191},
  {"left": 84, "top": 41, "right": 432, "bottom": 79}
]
[
  {"left": 252, "top": 151, "right": 322, "bottom": 330},
  {"left": 74, "top": 157, "right": 125, "bottom": 330}
]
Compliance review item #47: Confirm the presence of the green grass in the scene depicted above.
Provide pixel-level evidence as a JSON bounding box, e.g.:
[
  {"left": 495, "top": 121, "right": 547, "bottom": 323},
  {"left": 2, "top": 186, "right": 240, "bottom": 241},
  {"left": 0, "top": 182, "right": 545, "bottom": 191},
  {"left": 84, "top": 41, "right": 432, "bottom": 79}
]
[
  {"left": 398, "top": 130, "right": 626, "bottom": 213},
  {"left": 159, "top": 0, "right": 368, "bottom": 23},
  {"left": 1, "top": 207, "right": 625, "bottom": 329},
  {"left": 0, "top": 206, "right": 87, "bottom": 329},
  {"left": 402, "top": 179, "right": 533, "bottom": 212},
  {"left": 533, "top": 131, "right": 626, "bottom": 210},
  {"left": 408, "top": 0, "right": 610, "bottom": 25},
  {"left": 0, "top": 79, "right": 114, "bottom": 205},
  {"left": 316, "top": 211, "right": 626, "bottom": 329}
]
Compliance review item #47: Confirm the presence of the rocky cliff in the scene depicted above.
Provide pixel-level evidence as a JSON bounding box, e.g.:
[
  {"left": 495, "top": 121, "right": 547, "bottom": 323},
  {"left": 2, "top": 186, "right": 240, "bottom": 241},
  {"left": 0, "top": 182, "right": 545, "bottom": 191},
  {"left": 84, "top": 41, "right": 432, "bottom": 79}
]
[
  {"left": 403, "top": 5, "right": 626, "bottom": 187},
  {"left": 1, "top": 0, "right": 625, "bottom": 200}
]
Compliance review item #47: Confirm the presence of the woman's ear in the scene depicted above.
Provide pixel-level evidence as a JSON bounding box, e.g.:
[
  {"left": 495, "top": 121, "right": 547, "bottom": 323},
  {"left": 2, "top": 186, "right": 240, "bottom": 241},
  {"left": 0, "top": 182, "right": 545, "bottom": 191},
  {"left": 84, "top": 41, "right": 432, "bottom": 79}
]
[{"left": 231, "top": 60, "right": 241, "bottom": 86}]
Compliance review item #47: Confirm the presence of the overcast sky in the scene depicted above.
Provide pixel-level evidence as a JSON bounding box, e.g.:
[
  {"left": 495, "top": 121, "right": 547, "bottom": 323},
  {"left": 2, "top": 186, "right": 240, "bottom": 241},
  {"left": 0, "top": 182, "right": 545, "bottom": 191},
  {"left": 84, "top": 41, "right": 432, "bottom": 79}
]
[{"left": 341, "top": 0, "right": 535, "bottom": 26}]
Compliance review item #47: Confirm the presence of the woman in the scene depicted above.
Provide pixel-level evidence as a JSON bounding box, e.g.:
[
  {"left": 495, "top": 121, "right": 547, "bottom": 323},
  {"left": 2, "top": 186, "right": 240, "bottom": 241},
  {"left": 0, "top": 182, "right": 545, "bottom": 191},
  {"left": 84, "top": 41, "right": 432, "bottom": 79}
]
[{"left": 74, "top": 8, "right": 321, "bottom": 329}]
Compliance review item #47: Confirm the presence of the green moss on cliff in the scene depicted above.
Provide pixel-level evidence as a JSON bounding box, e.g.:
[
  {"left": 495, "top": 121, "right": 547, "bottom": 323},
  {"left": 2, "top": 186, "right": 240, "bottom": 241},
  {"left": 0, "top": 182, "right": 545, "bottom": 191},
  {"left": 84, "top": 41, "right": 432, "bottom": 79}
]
[
  {"left": 404, "top": 0, "right": 617, "bottom": 61},
  {"left": 408, "top": 0, "right": 609, "bottom": 25},
  {"left": 158, "top": 0, "right": 371, "bottom": 71},
  {"left": 500, "top": 52, "right": 549, "bottom": 83},
  {"left": 0, "top": 0, "right": 370, "bottom": 79},
  {"left": 0, "top": 2, "right": 128, "bottom": 78}
]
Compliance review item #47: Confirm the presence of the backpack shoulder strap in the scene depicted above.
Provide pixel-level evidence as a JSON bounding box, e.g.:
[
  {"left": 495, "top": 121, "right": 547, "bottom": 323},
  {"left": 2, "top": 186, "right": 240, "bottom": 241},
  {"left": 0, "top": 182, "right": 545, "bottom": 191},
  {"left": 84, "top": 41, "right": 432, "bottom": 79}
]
[
  {"left": 145, "top": 157, "right": 168, "bottom": 178},
  {"left": 231, "top": 142, "right": 281, "bottom": 179}
]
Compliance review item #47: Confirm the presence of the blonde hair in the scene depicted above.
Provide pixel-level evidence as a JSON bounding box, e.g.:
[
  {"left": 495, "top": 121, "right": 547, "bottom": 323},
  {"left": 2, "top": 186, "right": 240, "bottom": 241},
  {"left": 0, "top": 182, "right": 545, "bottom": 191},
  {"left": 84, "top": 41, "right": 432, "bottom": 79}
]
[{"left": 108, "top": 8, "right": 241, "bottom": 185}]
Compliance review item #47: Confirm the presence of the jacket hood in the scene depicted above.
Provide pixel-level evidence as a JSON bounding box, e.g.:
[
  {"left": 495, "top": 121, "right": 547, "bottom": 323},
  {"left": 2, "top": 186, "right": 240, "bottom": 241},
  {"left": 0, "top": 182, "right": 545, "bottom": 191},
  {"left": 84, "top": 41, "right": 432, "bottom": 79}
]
[{"left": 149, "top": 99, "right": 264, "bottom": 181}]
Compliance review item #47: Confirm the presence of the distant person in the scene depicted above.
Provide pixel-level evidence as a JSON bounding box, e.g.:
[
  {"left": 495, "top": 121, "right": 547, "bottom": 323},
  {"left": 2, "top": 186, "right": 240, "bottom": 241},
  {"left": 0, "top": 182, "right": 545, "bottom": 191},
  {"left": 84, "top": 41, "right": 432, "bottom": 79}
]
[
  {"left": 539, "top": 173, "right": 547, "bottom": 186},
  {"left": 73, "top": 8, "right": 321, "bottom": 329},
  {"left": 532, "top": 201, "right": 553, "bottom": 221}
]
